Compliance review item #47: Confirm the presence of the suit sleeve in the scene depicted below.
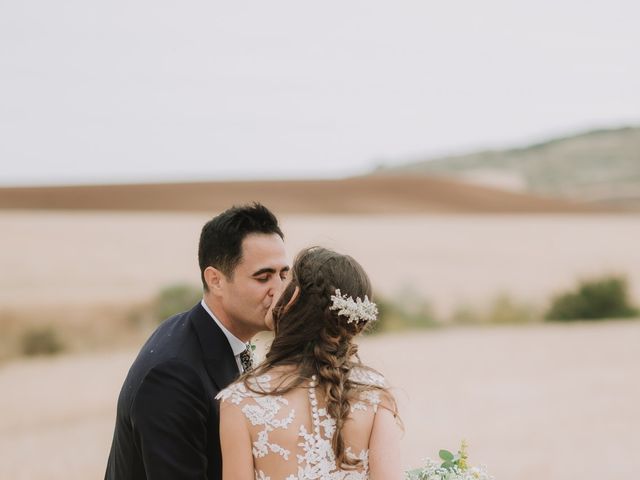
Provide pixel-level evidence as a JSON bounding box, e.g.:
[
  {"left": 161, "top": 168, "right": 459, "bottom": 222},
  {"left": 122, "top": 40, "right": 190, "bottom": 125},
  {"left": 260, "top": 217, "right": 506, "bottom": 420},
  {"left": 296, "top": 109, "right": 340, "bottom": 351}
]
[{"left": 131, "top": 359, "right": 210, "bottom": 480}]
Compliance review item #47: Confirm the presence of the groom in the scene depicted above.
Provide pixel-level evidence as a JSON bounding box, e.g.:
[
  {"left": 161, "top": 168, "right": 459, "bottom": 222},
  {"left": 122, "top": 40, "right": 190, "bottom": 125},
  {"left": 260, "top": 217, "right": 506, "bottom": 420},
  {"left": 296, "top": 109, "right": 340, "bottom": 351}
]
[{"left": 105, "top": 203, "right": 290, "bottom": 480}]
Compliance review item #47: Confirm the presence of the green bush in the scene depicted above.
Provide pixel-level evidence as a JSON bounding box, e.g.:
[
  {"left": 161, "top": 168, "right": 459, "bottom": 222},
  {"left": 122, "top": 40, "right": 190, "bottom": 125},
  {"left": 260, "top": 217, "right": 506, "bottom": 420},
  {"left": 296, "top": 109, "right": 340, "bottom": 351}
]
[
  {"left": 21, "top": 326, "right": 65, "bottom": 356},
  {"left": 153, "top": 283, "right": 202, "bottom": 322},
  {"left": 367, "top": 295, "right": 437, "bottom": 334},
  {"left": 451, "top": 294, "right": 539, "bottom": 325},
  {"left": 545, "top": 275, "right": 639, "bottom": 321}
]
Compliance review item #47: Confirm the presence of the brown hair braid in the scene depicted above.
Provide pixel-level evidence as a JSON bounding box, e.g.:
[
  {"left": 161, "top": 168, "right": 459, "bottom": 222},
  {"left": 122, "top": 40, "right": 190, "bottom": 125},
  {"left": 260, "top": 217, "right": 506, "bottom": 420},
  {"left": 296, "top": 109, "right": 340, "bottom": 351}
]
[{"left": 241, "top": 246, "right": 399, "bottom": 469}]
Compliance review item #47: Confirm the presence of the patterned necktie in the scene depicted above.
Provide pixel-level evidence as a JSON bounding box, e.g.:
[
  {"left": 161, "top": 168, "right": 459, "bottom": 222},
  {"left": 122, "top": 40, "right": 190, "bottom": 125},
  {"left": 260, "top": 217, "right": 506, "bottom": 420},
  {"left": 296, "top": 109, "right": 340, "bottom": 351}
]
[{"left": 239, "top": 344, "right": 253, "bottom": 373}]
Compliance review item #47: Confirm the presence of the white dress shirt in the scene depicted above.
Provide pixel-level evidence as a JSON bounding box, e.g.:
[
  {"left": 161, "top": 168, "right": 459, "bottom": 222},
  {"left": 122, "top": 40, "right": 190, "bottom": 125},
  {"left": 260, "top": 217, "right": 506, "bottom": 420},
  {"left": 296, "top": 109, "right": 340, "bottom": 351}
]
[{"left": 200, "top": 299, "right": 248, "bottom": 373}]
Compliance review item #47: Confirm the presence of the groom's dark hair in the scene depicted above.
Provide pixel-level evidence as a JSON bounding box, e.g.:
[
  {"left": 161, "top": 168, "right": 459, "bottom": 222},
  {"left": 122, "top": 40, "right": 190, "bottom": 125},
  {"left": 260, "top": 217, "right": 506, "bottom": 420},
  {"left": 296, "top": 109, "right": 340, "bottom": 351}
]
[{"left": 198, "top": 203, "right": 283, "bottom": 289}]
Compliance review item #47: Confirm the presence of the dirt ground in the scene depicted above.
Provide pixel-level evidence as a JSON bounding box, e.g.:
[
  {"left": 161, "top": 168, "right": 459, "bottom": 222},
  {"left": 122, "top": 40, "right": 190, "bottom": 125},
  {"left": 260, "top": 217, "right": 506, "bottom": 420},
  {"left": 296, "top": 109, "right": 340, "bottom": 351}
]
[
  {"left": 0, "top": 320, "right": 638, "bottom": 480},
  {"left": 0, "top": 176, "right": 604, "bottom": 214}
]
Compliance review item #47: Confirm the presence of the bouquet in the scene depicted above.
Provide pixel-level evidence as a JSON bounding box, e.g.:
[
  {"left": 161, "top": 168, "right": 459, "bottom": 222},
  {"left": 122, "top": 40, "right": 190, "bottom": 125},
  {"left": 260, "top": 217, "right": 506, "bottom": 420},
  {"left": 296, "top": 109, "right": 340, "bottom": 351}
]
[{"left": 405, "top": 440, "right": 493, "bottom": 480}]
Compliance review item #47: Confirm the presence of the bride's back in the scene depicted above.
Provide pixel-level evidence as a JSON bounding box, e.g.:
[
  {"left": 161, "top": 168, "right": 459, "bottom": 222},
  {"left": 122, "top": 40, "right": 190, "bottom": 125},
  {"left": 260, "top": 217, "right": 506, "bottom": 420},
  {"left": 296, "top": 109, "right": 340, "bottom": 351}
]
[
  {"left": 217, "top": 247, "right": 403, "bottom": 479},
  {"left": 217, "top": 366, "right": 386, "bottom": 480}
]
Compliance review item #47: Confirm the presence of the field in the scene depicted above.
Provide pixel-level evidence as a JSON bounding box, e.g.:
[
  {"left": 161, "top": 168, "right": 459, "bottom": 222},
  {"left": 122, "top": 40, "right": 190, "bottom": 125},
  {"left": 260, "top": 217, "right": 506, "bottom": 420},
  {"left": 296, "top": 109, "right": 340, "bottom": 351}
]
[
  {"left": 1, "top": 209, "right": 640, "bottom": 479},
  {"left": 0, "top": 176, "right": 606, "bottom": 214},
  {"left": 1, "top": 321, "right": 638, "bottom": 480},
  {"left": 1, "top": 211, "right": 639, "bottom": 312}
]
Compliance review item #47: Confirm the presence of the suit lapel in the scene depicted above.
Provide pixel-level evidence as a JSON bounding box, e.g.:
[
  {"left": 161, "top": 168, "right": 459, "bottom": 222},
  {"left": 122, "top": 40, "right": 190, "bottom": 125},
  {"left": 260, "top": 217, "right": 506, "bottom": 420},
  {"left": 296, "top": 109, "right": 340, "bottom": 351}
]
[{"left": 190, "top": 303, "right": 240, "bottom": 391}]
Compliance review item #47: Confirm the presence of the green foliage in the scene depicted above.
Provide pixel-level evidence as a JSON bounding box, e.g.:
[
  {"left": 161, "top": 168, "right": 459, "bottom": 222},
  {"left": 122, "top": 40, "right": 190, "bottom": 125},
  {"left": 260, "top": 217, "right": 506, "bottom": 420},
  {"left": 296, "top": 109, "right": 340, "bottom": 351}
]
[
  {"left": 378, "top": 126, "right": 640, "bottom": 209},
  {"left": 21, "top": 326, "right": 65, "bottom": 356},
  {"left": 406, "top": 440, "right": 473, "bottom": 479},
  {"left": 153, "top": 283, "right": 202, "bottom": 322},
  {"left": 450, "top": 294, "right": 539, "bottom": 325},
  {"left": 545, "top": 275, "right": 639, "bottom": 321},
  {"left": 367, "top": 293, "right": 437, "bottom": 334},
  {"left": 438, "top": 440, "right": 469, "bottom": 472}
]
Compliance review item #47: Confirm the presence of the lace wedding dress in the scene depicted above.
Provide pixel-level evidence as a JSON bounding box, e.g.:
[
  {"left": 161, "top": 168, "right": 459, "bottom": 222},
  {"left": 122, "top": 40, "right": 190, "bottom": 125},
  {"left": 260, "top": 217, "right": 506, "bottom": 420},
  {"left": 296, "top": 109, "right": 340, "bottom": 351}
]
[{"left": 216, "top": 368, "right": 386, "bottom": 480}]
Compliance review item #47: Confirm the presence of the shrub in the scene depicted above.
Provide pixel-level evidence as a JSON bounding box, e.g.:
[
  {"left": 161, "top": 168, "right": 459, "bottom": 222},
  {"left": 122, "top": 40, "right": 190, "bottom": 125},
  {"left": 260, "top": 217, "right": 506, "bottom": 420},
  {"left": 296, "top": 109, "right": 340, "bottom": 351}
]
[
  {"left": 487, "top": 294, "right": 539, "bottom": 324},
  {"left": 545, "top": 275, "right": 639, "bottom": 321},
  {"left": 153, "top": 283, "right": 202, "bottom": 322},
  {"left": 21, "top": 326, "right": 65, "bottom": 356},
  {"left": 451, "top": 294, "right": 539, "bottom": 325},
  {"left": 367, "top": 294, "right": 437, "bottom": 334}
]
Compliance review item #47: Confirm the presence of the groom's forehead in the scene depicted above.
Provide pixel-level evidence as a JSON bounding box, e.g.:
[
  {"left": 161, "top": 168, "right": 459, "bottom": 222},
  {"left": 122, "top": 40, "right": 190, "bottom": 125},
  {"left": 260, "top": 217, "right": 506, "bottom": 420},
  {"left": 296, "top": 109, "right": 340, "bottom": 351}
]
[{"left": 236, "top": 233, "right": 289, "bottom": 269}]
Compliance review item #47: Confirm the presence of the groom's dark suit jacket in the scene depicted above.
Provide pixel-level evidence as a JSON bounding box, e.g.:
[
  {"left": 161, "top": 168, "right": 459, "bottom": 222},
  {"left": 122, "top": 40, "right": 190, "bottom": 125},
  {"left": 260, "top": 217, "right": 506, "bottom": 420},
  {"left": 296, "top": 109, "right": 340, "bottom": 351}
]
[{"left": 105, "top": 303, "right": 240, "bottom": 480}]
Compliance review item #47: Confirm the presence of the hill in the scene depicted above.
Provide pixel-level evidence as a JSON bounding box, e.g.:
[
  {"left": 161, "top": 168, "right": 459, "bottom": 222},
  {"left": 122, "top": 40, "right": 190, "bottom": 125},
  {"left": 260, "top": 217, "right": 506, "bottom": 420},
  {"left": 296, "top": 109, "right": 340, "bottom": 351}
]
[
  {"left": 0, "top": 176, "right": 606, "bottom": 214},
  {"left": 374, "top": 126, "right": 640, "bottom": 210}
]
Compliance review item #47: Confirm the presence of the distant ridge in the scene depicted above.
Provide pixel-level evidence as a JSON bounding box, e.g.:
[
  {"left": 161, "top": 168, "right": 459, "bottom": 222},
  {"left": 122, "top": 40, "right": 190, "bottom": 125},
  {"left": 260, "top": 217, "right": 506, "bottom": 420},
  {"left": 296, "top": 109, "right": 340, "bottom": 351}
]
[
  {"left": 373, "top": 126, "right": 640, "bottom": 210},
  {"left": 0, "top": 176, "right": 607, "bottom": 214}
]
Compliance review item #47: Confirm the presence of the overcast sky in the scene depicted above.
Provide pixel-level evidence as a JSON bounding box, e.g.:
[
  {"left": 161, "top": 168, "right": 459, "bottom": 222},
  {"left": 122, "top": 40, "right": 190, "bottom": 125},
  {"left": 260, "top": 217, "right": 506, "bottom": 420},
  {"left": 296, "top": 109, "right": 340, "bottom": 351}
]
[{"left": 1, "top": 0, "right": 638, "bottom": 186}]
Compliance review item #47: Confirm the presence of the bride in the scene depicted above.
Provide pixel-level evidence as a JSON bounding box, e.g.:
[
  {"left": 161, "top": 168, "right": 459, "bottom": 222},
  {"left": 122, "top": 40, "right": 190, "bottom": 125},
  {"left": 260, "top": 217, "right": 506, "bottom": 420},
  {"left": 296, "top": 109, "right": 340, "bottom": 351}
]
[{"left": 217, "top": 246, "right": 403, "bottom": 479}]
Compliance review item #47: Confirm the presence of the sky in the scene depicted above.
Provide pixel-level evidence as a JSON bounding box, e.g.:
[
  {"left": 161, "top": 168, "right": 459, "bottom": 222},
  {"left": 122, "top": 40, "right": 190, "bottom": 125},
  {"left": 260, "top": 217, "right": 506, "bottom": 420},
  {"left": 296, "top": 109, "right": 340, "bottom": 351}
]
[{"left": 1, "top": 0, "right": 638, "bottom": 186}]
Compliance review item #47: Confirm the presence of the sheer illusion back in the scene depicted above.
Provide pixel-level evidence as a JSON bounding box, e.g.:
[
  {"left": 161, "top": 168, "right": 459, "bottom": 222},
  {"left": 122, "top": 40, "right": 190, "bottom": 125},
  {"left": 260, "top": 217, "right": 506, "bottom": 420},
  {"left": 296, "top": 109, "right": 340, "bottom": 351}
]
[{"left": 216, "top": 368, "right": 386, "bottom": 480}]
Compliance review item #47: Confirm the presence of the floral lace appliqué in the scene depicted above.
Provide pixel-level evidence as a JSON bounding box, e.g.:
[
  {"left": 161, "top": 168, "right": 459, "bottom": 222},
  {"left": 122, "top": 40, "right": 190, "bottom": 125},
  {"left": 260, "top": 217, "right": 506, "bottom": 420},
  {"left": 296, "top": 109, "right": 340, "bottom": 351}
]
[
  {"left": 217, "top": 375, "right": 295, "bottom": 461},
  {"left": 218, "top": 372, "right": 382, "bottom": 480},
  {"left": 351, "top": 390, "right": 382, "bottom": 413}
]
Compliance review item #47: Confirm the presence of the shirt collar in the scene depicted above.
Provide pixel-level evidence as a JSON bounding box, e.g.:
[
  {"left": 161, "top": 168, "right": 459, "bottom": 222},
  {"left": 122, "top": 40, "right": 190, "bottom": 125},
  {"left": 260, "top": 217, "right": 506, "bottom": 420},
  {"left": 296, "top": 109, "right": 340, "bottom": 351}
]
[{"left": 200, "top": 299, "right": 247, "bottom": 357}]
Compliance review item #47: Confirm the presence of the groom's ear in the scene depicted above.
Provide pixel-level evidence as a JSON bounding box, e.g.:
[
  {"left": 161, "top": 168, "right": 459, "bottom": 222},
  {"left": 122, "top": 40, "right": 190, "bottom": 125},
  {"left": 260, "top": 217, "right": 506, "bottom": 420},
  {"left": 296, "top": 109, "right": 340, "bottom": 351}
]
[{"left": 204, "top": 266, "right": 225, "bottom": 294}]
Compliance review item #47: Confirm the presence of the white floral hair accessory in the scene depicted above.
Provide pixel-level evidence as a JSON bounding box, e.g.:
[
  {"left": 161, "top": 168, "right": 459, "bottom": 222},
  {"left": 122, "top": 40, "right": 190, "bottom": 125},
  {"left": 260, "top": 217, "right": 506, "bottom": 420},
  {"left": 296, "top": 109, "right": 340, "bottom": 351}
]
[{"left": 329, "top": 289, "right": 378, "bottom": 324}]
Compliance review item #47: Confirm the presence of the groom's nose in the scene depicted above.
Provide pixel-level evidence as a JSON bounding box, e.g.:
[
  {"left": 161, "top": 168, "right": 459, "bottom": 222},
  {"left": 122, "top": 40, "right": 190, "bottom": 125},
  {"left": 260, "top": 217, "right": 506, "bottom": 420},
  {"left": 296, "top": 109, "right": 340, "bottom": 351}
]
[{"left": 268, "top": 275, "right": 286, "bottom": 297}]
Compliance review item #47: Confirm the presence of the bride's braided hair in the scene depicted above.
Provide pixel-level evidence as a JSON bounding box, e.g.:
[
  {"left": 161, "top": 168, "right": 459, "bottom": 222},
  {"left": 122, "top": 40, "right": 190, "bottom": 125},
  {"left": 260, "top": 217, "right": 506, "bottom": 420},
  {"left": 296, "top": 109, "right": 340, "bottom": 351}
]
[{"left": 243, "top": 247, "right": 399, "bottom": 469}]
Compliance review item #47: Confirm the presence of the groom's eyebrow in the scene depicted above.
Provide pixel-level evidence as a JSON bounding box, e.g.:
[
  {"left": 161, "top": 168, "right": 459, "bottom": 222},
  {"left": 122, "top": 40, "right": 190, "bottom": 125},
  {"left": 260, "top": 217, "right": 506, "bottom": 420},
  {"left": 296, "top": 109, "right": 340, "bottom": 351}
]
[{"left": 252, "top": 266, "right": 290, "bottom": 277}]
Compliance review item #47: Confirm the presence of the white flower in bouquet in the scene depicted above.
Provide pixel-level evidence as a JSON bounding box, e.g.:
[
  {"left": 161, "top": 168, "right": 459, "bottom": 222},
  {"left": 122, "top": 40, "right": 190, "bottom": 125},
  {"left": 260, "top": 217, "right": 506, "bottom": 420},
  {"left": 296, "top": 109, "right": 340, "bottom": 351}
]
[{"left": 405, "top": 440, "right": 493, "bottom": 480}]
